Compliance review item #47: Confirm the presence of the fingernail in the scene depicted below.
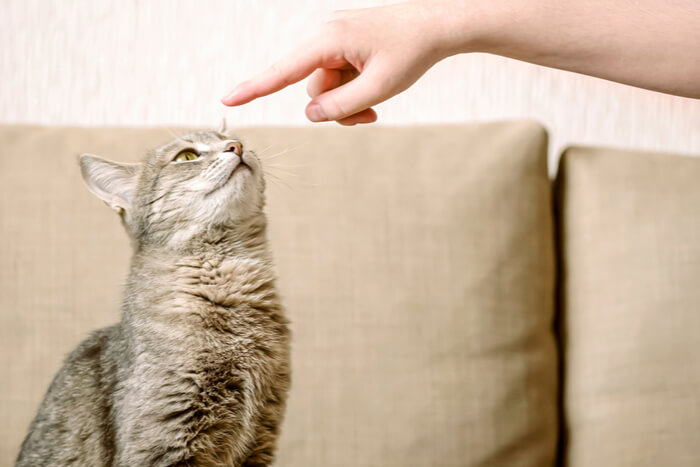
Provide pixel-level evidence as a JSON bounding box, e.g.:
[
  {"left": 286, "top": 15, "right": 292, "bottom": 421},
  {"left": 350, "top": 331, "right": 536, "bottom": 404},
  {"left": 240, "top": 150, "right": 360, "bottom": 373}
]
[
  {"left": 221, "top": 87, "right": 242, "bottom": 104},
  {"left": 306, "top": 103, "right": 328, "bottom": 122}
]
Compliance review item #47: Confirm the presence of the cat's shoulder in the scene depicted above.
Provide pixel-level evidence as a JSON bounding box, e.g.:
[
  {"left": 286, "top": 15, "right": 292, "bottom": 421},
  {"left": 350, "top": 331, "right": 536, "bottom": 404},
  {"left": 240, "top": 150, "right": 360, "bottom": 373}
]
[{"left": 60, "top": 323, "right": 124, "bottom": 377}]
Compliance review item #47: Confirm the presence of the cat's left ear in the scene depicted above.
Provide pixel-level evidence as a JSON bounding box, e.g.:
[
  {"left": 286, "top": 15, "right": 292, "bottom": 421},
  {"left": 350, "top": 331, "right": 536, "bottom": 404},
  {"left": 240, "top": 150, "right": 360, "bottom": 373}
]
[{"left": 79, "top": 154, "right": 140, "bottom": 214}]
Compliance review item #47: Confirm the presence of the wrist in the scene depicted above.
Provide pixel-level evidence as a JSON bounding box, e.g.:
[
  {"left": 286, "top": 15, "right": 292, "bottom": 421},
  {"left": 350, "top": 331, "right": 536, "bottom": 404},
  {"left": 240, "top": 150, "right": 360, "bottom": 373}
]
[
  {"left": 411, "top": 0, "right": 497, "bottom": 58},
  {"left": 416, "top": 0, "right": 543, "bottom": 59}
]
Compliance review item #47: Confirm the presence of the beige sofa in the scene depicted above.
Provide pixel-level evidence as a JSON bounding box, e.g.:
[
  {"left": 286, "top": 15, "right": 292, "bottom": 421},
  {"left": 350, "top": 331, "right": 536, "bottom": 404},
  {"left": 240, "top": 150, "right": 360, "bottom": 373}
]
[{"left": 1, "top": 122, "right": 699, "bottom": 466}]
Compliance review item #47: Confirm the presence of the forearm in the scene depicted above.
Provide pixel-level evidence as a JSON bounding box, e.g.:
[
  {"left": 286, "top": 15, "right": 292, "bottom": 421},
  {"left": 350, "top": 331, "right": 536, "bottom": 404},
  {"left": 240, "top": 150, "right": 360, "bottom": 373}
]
[
  {"left": 434, "top": 0, "right": 700, "bottom": 98},
  {"left": 221, "top": 0, "right": 698, "bottom": 122}
]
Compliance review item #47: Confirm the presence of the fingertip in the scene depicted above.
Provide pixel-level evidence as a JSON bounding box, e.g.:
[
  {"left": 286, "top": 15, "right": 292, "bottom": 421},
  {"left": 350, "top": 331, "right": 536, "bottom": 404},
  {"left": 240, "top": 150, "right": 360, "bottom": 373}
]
[
  {"left": 221, "top": 85, "right": 248, "bottom": 106},
  {"left": 337, "top": 108, "right": 378, "bottom": 126},
  {"left": 365, "top": 108, "right": 378, "bottom": 122},
  {"left": 305, "top": 102, "right": 329, "bottom": 122}
]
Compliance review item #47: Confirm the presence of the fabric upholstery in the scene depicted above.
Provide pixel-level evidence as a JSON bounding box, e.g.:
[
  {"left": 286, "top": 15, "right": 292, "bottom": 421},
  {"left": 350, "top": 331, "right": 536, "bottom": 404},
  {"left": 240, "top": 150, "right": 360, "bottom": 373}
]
[
  {"left": 556, "top": 146, "right": 700, "bottom": 467},
  {"left": 0, "top": 122, "right": 558, "bottom": 466}
]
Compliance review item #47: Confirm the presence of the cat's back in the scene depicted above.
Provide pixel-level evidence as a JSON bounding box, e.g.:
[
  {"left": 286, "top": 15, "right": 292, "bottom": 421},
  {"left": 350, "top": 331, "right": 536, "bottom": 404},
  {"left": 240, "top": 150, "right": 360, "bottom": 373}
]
[{"left": 16, "top": 324, "right": 123, "bottom": 467}]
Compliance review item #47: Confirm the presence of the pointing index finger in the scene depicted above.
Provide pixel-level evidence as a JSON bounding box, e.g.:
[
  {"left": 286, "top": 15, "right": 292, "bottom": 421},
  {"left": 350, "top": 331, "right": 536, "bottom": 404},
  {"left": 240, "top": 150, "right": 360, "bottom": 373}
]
[{"left": 221, "top": 39, "right": 327, "bottom": 106}]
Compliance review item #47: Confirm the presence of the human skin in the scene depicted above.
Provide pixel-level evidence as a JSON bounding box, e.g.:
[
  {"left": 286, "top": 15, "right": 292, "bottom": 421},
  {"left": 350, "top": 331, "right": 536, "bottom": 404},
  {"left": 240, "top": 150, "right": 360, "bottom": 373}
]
[{"left": 221, "top": 0, "right": 700, "bottom": 125}]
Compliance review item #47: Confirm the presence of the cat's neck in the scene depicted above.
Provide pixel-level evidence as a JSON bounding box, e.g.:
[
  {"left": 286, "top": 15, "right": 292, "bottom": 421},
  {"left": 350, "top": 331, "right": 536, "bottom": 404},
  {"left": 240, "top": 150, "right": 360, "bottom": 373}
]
[
  {"left": 121, "top": 214, "right": 279, "bottom": 323},
  {"left": 138, "top": 213, "right": 270, "bottom": 260}
]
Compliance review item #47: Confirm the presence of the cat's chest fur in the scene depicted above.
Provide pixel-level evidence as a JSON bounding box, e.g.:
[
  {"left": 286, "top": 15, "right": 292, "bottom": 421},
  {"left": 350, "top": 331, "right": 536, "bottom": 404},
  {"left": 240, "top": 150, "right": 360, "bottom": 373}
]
[{"left": 125, "top": 249, "right": 288, "bottom": 369}]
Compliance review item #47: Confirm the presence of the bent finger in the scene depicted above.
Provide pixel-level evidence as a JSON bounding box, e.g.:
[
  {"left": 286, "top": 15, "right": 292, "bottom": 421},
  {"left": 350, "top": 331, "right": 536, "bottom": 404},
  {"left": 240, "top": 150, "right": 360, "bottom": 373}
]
[
  {"left": 307, "top": 68, "right": 359, "bottom": 99},
  {"left": 337, "top": 108, "right": 378, "bottom": 126},
  {"left": 306, "top": 63, "right": 389, "bottom": 122}
]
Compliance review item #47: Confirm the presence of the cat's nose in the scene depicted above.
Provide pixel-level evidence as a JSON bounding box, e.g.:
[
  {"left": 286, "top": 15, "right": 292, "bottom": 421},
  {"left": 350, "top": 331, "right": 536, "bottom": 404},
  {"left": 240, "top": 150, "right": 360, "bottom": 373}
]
[{"left": 223, "top": 141, "right": 243, "bottom": 156}]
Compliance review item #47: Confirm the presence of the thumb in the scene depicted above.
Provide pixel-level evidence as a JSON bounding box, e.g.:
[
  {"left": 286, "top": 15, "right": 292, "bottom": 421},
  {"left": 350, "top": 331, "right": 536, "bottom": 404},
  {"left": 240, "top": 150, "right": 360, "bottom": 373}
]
[{"left": 305, "top": 64, "right": 390, "bottom": 122}]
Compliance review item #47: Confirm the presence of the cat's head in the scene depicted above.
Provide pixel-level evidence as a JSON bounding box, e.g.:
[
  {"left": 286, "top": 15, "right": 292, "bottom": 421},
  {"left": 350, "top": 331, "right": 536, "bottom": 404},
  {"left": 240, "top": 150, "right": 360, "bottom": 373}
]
[{"left": 79, "top": 124, "right": 265, "bottom": 249}]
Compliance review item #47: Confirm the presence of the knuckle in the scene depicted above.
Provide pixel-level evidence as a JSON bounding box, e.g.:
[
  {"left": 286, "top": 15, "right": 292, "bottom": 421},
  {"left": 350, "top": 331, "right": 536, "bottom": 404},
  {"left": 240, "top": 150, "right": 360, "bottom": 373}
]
[
  {"left": 268, "top": 62, "right": 281, "bottom": 76},
  {"left": 365, "top": 64, "right": 397, "bottom": 97},
  {"left": 321, "top": 18, "right": 349, "bottom": 42},
  {"left": 328, "top": 9, "right": 349, "bottom": 21},
  {"left": 267, "top": 62, "right": 292, "bottom": 87}
]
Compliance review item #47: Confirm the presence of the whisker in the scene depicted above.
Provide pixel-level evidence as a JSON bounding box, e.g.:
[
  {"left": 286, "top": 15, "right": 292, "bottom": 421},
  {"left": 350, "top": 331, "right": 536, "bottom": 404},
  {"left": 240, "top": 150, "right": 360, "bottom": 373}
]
[
  {"left": 260, "top": 148, "right": 293, "bottom": 162},
  {"left": 264, "top": 167, "right": 303, "bottom": 178},
  {"left": 264, "top": 172, "right": 295, "bottom": 191},
  {"left": 263, "top": 169, "right": 319, "bottom": 188},
  {"left": 258, "top": 142, "right": 310, "bottom": 162},
  {"left": 263, "top": 162, "right": 312, "bottom": 169},
  {"left": 255, "top": 144, "right": 276, "bottom": 156}
]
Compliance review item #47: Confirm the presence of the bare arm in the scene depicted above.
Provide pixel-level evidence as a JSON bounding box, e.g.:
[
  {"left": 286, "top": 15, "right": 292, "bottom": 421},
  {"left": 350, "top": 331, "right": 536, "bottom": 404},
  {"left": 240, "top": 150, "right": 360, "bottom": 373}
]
[
  {"left": 458, "top": 0, "right": 700, "bottom": 99},
  {"left": 221, "top": 0, "right": 700, "bottom": 124}
]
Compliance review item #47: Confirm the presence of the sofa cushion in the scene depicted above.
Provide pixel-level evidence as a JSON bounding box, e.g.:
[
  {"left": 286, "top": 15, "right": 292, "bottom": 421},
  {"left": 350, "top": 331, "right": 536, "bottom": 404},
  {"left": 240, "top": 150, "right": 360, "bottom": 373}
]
[
  {"left": 0, "top": 122, "right": 558, "bottom": 466},
  {"left": 556, "top": 147, "right": 700, "bottom": 466}
]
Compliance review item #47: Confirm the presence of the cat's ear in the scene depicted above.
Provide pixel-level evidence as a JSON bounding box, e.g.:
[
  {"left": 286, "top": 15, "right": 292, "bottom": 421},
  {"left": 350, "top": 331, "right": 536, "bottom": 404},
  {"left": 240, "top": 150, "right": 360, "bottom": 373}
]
[
  {"left": 218, "top": 118, "right": 228, "bottom": 135},
  {"left": 79, "top": 154, "right": 140, "bottom": 214}
]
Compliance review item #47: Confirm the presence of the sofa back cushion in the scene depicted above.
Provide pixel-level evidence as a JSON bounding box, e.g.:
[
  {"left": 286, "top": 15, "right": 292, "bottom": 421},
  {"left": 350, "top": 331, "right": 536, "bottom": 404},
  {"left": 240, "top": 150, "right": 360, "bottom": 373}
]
[
  {"left": 556, "top": 147, "right": 700, "bottom": 466},
  {"left": 0, "top": 122, "right": 558, "bottom": 466}
]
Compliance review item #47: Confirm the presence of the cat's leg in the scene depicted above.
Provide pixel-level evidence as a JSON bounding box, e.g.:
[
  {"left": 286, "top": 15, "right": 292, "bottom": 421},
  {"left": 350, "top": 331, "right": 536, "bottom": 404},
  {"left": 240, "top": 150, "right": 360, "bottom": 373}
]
[
  {"left": 240, "top": 395, "right": 288, "bottom": 467},
  {"left": 16, "top": 326, "right": 118, "bottom": 467},
  {"left": 239, "top": 428, "right": 277, "bottom": 467}
]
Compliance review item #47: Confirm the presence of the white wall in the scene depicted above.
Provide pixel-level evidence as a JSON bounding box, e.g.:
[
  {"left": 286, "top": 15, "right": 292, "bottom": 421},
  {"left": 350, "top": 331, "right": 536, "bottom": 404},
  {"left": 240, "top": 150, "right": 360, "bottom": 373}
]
[{"left": 2, "top": 0, "right": 699, "bottom": 166}]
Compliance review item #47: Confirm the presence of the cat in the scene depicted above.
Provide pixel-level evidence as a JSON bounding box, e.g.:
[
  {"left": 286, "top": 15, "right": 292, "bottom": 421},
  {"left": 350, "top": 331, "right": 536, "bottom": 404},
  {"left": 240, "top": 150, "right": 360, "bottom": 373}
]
[{"left": 16, "top": 122, "right": 291, "bottom": 467}]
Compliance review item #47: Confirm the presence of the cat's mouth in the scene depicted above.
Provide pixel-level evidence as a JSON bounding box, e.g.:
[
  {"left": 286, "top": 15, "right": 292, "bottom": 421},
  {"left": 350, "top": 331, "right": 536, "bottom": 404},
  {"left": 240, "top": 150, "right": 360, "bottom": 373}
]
[
  {"left": 229, "top": 155, "right": 253, "bottom": 179},
  {"left": 232, "top": 160, "right": 250, "bottom": 175},
  {"left": 205, "top": 153, "right": 254, "bottom": 196}
]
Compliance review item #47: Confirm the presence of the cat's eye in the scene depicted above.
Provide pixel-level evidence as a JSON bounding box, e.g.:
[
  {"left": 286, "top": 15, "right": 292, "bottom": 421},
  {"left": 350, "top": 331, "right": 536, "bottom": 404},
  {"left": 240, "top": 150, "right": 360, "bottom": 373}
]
[{"left": 173, "top": 150, "right": 200, "bottom": 162}]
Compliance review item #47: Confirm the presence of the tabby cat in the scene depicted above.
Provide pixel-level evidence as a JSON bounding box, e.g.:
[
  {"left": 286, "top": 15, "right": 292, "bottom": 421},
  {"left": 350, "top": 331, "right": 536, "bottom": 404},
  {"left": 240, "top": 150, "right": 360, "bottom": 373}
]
[{"left": 16, "top": 124, "right": 291, "bottom": 467}]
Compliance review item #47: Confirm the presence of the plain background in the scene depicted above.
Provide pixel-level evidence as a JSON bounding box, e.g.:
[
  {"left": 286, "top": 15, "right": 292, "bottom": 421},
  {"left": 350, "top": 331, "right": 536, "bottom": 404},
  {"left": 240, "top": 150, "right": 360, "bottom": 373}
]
[{"left": 2, "top": 0, "right": 699, "bottom": 167}]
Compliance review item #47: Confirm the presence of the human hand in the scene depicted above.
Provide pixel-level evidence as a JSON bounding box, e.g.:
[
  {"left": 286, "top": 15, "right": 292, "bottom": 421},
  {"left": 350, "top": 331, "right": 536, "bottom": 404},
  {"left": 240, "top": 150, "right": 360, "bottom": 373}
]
[
  {"left": 222, "top": 0, "right": 700, "bottom": 123},
  {"left": 221, "top": 2, "right": 457, "bottom": 125}
]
